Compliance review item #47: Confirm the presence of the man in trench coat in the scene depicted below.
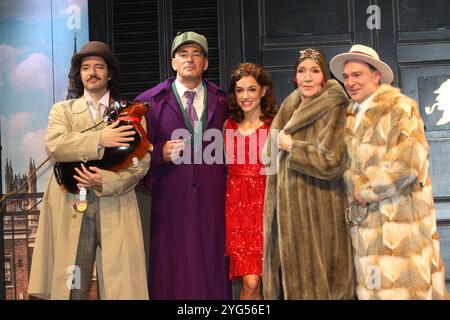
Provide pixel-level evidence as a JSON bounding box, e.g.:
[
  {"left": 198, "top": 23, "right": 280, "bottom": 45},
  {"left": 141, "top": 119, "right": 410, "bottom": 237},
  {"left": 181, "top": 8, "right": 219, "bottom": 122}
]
[{"left": 28, "top": 41, "right": 150, "bottom": 300}]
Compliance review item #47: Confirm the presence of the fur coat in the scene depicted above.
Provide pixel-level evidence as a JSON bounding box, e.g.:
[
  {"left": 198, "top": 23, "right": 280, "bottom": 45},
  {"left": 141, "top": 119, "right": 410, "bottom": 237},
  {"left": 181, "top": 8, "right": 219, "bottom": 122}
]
[
  {"left": 262, "top": 80, "right": 355, "bottom": 299},
  {"left": 344, "top": 84, "right": 448, "bottom": 299}
]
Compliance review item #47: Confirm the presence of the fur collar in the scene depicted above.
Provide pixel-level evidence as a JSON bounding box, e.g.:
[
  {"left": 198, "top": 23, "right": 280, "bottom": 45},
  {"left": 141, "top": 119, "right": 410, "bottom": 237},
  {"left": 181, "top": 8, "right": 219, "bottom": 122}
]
[
  {"left": 346, "top": 84, "right": 414, "bottom": 133},
  {"left": 346, "top": 84, "right": 413, "bottom": 117},
  {"left": 272, "top": 80, "right": 349, "bottom": 134}
]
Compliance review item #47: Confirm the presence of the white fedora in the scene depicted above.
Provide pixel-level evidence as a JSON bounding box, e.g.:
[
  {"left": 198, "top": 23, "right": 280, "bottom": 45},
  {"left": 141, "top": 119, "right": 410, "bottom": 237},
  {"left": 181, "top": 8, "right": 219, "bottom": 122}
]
[{"left": 330, "top": 44, "right": 394, "bottom": 84}]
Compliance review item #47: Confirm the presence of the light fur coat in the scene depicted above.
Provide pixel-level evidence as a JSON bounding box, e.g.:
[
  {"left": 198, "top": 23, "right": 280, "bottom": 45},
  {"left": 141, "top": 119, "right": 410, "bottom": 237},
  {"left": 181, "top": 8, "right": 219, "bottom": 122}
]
[
  {"left": 344, "top": 84, "right": 448, "bottom": 299},
  {"left": 263, "top": 80, "right": 355, "bottom": 299}
]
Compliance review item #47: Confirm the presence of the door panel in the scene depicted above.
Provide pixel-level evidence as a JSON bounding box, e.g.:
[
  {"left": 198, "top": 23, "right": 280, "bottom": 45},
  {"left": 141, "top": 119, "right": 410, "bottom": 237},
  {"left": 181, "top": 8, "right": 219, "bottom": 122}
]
[
  {"left": 392, "top": 0, "right": 450, "bottom": 266},
  {"left": 400, "top": 65, "right": 450, "bottom": 199},
  {"left": 242, "top": 0, "right": 376, "bottom": 102}
]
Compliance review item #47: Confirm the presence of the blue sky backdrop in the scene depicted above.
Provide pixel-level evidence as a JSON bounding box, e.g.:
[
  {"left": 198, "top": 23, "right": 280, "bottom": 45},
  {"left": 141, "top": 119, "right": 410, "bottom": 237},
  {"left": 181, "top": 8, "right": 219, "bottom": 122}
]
[{"left": 0, "top": 0, "right": 88, "bottom": 192}]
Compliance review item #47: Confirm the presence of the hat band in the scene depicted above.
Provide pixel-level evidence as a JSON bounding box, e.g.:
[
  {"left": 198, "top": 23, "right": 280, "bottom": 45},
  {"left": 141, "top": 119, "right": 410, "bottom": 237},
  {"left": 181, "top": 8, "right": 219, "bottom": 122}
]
[{"left": 349, "top": 51, "right": 376, "bottom": 59}]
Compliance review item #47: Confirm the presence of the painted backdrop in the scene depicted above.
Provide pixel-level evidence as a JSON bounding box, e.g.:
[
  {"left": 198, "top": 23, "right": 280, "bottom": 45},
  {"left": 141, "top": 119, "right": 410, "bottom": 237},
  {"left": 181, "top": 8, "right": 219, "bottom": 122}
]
[
  {"left": 0, "top": 0, "right": 89, "bottom": 300},
  {"left": 0, "top": 0, "right": 89, "bottom": 192}
]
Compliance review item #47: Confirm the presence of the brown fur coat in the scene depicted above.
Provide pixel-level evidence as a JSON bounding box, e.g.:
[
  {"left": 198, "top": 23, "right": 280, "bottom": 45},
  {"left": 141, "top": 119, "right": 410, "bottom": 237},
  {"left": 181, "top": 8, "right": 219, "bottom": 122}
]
[
  {"left": 344, "top": 84, "right": 448, "bottom": 299},
  {"left": 262, "top": 80, "right": 355, "bottom": 299}
]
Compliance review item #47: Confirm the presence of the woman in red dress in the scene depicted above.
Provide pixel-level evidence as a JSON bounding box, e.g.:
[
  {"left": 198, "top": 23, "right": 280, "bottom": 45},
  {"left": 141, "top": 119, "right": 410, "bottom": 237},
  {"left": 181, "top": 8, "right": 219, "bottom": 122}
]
[{"left": 224, "top": 63, "right": 277, "bottom": 299}]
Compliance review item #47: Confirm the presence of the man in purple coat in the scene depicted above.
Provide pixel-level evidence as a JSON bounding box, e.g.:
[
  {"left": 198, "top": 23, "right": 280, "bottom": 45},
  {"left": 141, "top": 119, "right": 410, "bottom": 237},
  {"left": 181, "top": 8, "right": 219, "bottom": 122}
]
[{"left": 135, "top": 31, "right": 231, "bottom": 299}]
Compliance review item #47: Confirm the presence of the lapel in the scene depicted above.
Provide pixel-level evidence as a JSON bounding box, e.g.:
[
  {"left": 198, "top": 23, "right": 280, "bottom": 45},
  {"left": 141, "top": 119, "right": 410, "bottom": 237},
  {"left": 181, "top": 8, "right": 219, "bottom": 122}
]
[
  {"left": 159, "top": 79, "right": 223, "bottom": 132},
  {"left": 205, "top": 84, "right": 218, "bottom": 130},
  {"left": 72, "top": 96, "right": 95, "bottom": 128},
  {"left": 71, "top": 96, "right": 105, "bottom": 131},
  {"left": 347, "top": 100, "right": 357, "bottom": 116},
  {"left": 72, "top": 96, "right": 89, "bottom": 114},
  {"left": 166, "top": 81, "right": 220, "bottom": 131},
  {"left": 345, "top": 100, "right": 357, "bottom": 142},
  {"left": 282, "top": 80, "right": 346, "bottom": 134},
  {"left": 164, "top": 89, "right": 187, "bottom": 127}
]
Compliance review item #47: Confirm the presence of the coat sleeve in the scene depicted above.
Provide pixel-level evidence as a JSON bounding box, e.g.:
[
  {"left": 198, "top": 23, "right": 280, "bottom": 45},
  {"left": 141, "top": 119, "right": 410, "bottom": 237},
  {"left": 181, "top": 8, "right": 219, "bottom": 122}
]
[
  {"left": 96, "top": 152, "right": 150, "bottom": 197},
  {"left": 45, "top": 102, "right": 104, "bottom": 162},
  {"left": 137, "top": 98, "right": 166, "bottom": 168},
  {"left": 357, "top": 101, "right": 426, "bottom": 203},
  {"left": 286, "top": 105, "right": 347, "bottom": 180}
]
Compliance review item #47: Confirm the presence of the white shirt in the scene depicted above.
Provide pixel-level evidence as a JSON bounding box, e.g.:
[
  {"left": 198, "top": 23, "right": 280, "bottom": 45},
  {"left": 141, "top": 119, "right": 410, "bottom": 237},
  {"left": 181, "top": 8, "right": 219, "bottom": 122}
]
[
  {"left": 84, "top": 90, "right": 110, "bottom": 121},
  {"left": 353, "top": 92, "right": 377, "bottom": 131},
  {"left": 174, "top": 79, "right": 205, "bottom": 119}
]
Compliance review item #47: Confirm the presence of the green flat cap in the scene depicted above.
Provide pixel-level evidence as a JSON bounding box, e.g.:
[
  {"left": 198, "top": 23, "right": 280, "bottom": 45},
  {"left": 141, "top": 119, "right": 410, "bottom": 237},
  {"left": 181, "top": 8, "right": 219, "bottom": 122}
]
[{"left": 171, "top": 31, "right": 208, "bottom": 57}]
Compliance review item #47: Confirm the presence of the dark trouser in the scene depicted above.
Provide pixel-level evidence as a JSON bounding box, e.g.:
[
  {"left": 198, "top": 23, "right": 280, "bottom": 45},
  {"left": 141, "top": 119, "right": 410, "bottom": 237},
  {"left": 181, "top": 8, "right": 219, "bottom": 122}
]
[{"left": 70, "top": 194, "right": 101, "bottom": 300}]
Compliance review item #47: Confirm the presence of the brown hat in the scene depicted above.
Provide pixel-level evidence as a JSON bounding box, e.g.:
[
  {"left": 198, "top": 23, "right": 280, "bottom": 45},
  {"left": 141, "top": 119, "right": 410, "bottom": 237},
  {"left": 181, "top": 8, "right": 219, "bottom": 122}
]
[
  {"left": 296, "top": 48, "right": 330, "bottom": 80},
  {"left": 71, "top": 41, "right": 120, "bottom": 74}
]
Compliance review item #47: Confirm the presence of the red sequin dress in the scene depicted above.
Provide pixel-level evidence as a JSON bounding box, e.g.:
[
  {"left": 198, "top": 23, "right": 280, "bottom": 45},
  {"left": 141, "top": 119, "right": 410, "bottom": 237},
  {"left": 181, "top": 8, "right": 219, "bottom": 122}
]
[{"left": 224, "top": 118, "right": 270, "bottom": 280}]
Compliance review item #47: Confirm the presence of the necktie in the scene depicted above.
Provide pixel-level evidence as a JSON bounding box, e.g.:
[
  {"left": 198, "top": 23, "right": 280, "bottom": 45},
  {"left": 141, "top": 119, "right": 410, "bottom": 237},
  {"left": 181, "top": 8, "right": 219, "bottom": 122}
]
[
  {"left": 353, "top": 103, "right": 362, "bottom": 131},
  {"left": 184, "top": 91, "right": 198, "bottom": 125},
  {"left": 94, "top": 102, "right": 103, "bottom": 124}
]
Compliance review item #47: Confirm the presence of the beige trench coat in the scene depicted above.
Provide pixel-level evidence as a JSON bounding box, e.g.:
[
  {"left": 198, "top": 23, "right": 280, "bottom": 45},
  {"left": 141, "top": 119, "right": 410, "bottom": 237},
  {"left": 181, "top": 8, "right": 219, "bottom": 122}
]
[{"left": 28, "top": 96, "right": 150, "bottom": 300}]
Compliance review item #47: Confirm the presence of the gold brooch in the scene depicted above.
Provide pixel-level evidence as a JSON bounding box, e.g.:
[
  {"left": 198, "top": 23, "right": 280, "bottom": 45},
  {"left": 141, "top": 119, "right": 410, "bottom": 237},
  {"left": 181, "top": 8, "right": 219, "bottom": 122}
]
[{"left": 73, "top": 187, "right": 88, "bottom": 213}]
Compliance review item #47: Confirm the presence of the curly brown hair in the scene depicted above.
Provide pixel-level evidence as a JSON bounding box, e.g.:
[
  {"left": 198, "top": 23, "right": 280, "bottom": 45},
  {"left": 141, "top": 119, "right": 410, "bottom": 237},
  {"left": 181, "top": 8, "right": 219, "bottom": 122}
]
[
  {"left": 74, "top": 57, "right": 121, "bottom": 99},
  {"left": 227, "top": 62, "right": 277, "bottom": 124}
]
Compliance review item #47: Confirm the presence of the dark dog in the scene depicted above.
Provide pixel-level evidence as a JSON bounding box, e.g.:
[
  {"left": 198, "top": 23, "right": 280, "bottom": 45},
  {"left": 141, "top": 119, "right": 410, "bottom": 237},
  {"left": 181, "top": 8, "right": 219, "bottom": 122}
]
[{"left": 54, "top": 100, "right": 151, "bottom": 194}]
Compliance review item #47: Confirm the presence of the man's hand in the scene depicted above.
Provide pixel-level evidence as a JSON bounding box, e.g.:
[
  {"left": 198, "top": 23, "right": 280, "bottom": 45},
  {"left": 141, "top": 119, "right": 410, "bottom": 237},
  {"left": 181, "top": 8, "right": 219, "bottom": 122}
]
[
  {"left": 99, "top": 120, "right": 135, "bottom": 148},
  {"left": 163, "top": 139, "right": 185, "bottom": 163},
  {"left": 74, "top": 163, "right": 102, "bottom": 188},
  {"left": 353, "top": 190, "right": 368, "bottom": 208},
  {"left": 278, "top": 130, "right": 293, "bottom": 151}
]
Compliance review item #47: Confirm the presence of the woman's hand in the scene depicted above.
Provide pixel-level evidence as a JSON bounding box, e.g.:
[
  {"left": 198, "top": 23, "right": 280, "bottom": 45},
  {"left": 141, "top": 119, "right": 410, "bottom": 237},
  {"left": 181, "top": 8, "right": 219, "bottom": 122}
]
[
  {"left": 278, "top": 130, "right": 293, "bottom": 151},
  {"left": 353, "top": 189, "right": 368, "bottom": 208}
]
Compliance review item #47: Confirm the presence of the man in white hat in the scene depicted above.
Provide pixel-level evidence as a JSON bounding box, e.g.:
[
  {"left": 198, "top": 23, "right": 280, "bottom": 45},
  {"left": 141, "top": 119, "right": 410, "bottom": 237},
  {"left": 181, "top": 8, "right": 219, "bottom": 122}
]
[{"left": 330, "top": 45, "right": 448, "bottom": 299}]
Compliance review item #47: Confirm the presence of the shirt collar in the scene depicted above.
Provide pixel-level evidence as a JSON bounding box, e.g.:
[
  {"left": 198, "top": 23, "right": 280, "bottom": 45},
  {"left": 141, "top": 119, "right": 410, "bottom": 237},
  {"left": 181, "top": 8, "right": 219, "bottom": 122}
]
[
  {"left": 174, "top": 79, "right": 204, "bottom": 98},
  {"left": 352, "top": 91, "right": 377, "bottom": 114},
  {"left": 84, "top": 90, "right": 110, "bottom": 108}
]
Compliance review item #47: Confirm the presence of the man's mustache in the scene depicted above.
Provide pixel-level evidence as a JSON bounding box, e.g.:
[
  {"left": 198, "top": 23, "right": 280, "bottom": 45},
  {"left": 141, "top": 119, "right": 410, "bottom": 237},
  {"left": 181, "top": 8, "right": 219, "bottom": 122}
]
[{"left": 87, "top": 76, "right": 101, "bottom": 81}]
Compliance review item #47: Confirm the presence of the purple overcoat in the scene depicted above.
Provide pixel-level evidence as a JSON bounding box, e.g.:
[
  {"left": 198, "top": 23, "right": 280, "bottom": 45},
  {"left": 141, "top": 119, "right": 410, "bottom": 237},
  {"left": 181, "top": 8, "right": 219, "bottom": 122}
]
[{"left": 135, "top": 78, "right": 232, "bottom": 299}]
